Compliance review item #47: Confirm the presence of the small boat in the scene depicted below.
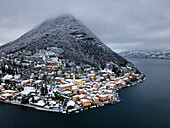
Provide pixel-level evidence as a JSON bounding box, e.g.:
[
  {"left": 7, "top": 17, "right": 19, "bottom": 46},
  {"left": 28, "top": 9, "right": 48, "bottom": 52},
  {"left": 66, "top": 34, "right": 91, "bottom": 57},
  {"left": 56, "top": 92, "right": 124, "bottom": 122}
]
[
  {"left": 68, "top": 109, "right": 73, "bottom": 113},
  {"left": 143, "top": 77, "right": 146, "bottom": 81},
  {"left": 75, "top": 111, "right": 80, "bottom": 114},
  {"left": 127, "top": 84, "right": 131, "bottom": 87},
  {"left": 116, "top": 99, "right": 120, "bottom": 102},
  {"left": 116, "top": 98, "right": 122, "bottom": 103},
  {"left": 62, "top": 111, "right": 66, "bottom": 114},
  {"left": 100, "top": 104, "right": 104, "bottom": 107},
  {"left": 93, "top": 106, "right": 96, "bottom": 108}
]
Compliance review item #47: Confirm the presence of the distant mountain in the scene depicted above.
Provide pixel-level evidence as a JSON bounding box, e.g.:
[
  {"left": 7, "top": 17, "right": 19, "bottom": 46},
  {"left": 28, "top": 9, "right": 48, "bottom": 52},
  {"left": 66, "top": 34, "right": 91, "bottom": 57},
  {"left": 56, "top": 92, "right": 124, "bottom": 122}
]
[
  {"left": 120, "top": 49, "right": 170, "bottom": 60},
  {"left": 0, "top": 15, "right": 137, "bottom": 72}
]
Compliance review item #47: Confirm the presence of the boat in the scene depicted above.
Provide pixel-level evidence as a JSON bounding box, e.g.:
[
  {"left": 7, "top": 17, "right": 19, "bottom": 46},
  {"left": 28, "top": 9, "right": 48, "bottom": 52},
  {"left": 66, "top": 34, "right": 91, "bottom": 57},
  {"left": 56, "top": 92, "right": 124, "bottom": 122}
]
[
  {"left": 62, "top": 111, "right": 66, "bottom": 114},
  {"left": 127, "top": 84, "right": 131, "bottom": 87},
  {"left": 100, "top": 104, "right": 104, "bottom": 107},
  {"left": 116, "top": 99, "right": 121, "bottom": 103},
  {"left": 91, "top": 105, "right": 96, "bottom": 108},
  {"left": 75, "top": 111, "right": 80, "bottom": 114}
]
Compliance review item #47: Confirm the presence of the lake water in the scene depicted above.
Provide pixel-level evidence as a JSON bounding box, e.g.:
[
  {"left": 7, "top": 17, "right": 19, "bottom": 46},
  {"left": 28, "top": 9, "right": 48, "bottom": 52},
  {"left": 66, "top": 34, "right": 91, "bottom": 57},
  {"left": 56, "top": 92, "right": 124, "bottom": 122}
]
[{"left": 0, "top": 58, "right": 170, "bottom": 128}]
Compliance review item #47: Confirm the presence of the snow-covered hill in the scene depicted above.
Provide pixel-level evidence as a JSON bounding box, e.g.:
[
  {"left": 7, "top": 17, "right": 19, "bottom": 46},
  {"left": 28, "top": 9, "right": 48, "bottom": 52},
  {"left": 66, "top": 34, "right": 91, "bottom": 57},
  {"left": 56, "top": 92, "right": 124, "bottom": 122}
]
[{"left": 0, "top": 15, "right": 134, "bottom": 71}]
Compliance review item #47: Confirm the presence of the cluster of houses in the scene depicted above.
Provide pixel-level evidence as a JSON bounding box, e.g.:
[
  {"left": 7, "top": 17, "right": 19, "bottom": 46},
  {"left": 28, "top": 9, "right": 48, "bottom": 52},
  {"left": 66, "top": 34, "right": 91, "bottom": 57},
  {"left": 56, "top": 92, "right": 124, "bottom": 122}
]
[{"left": 0, "top": 48, "right": 144, "bottom": 113}]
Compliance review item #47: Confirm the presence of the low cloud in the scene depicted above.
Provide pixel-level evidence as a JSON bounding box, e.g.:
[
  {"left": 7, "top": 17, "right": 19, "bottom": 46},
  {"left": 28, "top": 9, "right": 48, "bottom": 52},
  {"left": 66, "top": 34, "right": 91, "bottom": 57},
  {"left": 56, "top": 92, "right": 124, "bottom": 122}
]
[{"left": 0, "top": 0, "right": 170, "bottom": 52}]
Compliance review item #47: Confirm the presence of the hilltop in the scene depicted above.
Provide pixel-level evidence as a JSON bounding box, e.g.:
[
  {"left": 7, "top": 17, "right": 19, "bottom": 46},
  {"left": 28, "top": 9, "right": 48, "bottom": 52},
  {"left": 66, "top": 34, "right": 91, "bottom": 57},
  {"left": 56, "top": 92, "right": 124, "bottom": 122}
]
[{"left": 0, "top": 15, "right": 130, "bottom": 70}]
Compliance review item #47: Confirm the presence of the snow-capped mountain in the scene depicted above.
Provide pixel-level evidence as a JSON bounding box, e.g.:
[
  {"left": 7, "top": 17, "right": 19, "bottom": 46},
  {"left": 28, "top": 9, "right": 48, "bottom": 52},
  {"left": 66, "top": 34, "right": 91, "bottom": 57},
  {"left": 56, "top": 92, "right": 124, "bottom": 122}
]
[
  {"left": 120, "top": 49, "right": 170, "bottom": 60},
  {"left": 0, "top": 15, "right": 136, "bottom": 71}
]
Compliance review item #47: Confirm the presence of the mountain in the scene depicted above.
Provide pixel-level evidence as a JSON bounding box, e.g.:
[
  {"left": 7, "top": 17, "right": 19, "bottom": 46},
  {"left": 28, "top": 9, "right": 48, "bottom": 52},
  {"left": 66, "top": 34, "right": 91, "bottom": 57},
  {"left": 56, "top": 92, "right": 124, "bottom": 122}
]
[
  {"left": 120, "top": 49, "right": 170, "bottom": 60},
  {"left": 0, "top": 15, "right": 132, "bottom": 70}
]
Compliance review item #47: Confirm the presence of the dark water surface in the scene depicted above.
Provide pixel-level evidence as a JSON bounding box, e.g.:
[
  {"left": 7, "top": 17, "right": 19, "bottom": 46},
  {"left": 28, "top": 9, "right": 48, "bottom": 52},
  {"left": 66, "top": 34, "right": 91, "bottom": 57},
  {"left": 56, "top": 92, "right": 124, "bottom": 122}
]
[{"left": 0, "top": 58, "right": 170, "bottom": 128}]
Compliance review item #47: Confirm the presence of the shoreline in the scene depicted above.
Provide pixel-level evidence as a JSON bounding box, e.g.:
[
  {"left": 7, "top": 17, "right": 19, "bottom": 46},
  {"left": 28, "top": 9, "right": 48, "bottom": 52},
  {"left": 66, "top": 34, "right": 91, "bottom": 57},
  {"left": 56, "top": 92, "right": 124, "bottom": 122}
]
[
  {"left": 0, "top": 77, "right": 145, "bottom": 115},
  {"left": 0, "top": 100, "right": 62, "bottom": 113},
  {"left": 0, "top": 97, "right": 121, "bottom": 114}
]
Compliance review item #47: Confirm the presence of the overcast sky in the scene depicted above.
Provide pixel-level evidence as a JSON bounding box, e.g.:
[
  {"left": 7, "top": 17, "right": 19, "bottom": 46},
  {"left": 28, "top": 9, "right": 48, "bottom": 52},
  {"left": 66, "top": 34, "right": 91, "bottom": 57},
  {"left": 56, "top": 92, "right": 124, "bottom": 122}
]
[{"left": 0, "top": 0, "right": 170, "bottom": 52}]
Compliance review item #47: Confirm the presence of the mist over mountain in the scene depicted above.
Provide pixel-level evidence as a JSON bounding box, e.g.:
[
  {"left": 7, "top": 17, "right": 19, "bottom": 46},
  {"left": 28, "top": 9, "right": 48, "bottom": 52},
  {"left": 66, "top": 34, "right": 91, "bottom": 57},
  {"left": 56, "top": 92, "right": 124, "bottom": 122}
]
[{"left": 0, "top": 15, "right": 132, "bottom": 70}]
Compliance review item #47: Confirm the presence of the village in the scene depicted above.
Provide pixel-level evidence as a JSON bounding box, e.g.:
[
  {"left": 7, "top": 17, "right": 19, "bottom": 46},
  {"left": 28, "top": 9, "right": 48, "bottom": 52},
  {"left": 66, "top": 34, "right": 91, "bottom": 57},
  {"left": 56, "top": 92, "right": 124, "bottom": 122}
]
[{"left": 0, "top": 47, "right": 145, "bottom": 114}]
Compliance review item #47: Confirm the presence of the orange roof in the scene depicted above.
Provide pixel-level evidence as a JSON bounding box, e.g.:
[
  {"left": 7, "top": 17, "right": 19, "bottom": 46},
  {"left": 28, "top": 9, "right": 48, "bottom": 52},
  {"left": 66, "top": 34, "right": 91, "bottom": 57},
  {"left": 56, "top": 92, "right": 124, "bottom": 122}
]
[{"left": 47, "top": 66, "right": 52, "bottom": 69}]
